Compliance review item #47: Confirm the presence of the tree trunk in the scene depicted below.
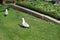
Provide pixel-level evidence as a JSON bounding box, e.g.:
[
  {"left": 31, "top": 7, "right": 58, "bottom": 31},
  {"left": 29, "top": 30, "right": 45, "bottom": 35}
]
[{"left": 55, "top": 0, "right": 60, "bottom": 5}]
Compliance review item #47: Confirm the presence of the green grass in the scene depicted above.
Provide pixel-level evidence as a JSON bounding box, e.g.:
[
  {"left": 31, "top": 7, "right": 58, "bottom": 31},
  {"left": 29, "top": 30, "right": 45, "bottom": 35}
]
[{"left": 0, "top": 8, "right": 60, "bottom": 40}]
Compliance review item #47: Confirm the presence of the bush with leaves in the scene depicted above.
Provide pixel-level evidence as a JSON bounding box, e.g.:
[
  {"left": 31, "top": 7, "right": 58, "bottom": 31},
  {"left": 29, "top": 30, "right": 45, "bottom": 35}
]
[
  {"left": 16, "top": 1, "right": 60, "bottom": 20},
  {"left": 0, "top": 5, "right": 10, "bottom": 12}
]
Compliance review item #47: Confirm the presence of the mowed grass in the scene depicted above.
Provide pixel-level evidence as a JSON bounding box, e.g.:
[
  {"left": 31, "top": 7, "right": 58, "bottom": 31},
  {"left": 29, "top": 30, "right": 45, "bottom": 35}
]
[{"left": 0, "top": 8, "right": 60, "bottom": 40}]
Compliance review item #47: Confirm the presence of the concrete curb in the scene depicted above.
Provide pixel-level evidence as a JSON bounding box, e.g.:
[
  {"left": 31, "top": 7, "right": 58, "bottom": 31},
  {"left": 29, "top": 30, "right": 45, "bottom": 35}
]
[{"left": 10, "top": 4, "right": 60, "bottom": 25}]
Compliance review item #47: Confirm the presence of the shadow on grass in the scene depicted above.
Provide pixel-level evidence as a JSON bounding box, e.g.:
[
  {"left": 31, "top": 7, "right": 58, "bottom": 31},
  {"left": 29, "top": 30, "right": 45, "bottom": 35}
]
[
  {"left": 18, "top": 24, "right": 30, "bottom": 29},
  {"left": 4, "top": 14, "right": 7, "bottom": 17}
]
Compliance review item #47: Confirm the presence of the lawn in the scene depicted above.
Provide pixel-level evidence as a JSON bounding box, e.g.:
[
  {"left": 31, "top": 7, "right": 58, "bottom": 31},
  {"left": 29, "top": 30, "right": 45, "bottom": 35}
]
[{"left": 0, "top": 8, "right": 60, "bottom": 40}]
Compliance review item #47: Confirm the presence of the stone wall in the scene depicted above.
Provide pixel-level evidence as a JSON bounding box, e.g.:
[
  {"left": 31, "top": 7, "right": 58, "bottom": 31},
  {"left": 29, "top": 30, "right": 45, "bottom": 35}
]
[{"left": 10, "top": 4, "right": 60, "bottom": 25}]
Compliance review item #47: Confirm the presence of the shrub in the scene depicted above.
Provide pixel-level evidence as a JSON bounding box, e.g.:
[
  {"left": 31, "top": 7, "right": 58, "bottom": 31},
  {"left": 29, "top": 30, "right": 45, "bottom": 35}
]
[
  {"left": 16, "top": 1, "right": 60, "bottom": 20},
  {"left": 0, "top": 5, "right": 10, "bottom": 12}
]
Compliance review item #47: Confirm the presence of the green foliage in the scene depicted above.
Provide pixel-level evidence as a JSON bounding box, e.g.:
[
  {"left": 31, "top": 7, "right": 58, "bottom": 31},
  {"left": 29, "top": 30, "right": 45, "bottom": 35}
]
[
  {"left": 16, "top": 1, "right": 60, "bottom": 20},
  {"left": 0, "top": 5, "right": 10, "bottom": 12}
]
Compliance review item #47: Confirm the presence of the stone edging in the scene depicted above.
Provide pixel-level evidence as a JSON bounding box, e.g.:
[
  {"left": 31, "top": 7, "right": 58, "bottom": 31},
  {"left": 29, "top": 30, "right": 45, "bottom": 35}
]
[{"left": 10, "top": 4, "right": 60, "bottom": 25}]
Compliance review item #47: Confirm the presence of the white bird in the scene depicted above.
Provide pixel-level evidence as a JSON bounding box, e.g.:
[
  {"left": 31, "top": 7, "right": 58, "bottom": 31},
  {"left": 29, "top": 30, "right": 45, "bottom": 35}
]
[
  {"left": 4, "top": 9, "right": 8, "bottom": 16},
  {"left": 22, "top": 18, "right": 29, "bottom": 28}
]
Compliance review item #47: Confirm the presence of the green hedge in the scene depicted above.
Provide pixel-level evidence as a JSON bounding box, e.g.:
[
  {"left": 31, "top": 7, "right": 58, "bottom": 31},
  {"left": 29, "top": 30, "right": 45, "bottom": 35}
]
[
  {"left": 16, "top": 1, "right": 60, "bottom": 20},
  {"left": 0, "top": 5, "right": 10, "bottom": 12}
]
